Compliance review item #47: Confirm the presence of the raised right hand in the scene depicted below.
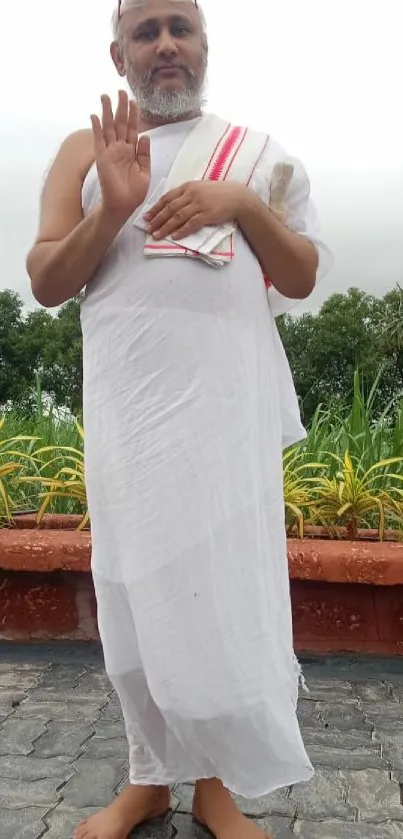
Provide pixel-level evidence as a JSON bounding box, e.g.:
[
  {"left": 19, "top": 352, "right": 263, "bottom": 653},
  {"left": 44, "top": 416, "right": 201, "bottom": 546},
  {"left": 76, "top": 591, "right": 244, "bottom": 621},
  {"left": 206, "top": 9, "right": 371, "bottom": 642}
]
[{"left": 90, "top": 91, "right": 151, "bottom": 221}]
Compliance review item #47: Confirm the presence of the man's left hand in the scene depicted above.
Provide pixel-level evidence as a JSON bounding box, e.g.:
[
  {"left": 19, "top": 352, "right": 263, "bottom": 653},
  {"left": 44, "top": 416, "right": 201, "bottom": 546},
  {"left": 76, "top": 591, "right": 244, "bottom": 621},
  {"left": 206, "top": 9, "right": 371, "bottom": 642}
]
[{"left": 144, "top": 181, "right": 246, "bottom": 240}]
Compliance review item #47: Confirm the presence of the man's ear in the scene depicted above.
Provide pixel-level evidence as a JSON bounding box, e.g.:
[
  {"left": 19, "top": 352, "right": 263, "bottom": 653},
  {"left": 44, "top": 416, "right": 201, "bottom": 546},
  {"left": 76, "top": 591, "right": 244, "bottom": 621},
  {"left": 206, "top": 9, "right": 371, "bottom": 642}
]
[{"left": 111, "top": 41, "right": 126, "bottom": 77}]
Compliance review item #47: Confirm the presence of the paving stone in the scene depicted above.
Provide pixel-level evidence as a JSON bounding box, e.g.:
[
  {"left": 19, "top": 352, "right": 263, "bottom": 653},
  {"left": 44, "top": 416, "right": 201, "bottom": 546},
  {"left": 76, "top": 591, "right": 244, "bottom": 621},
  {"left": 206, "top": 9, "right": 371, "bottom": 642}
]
[
  {"left": 0, "top": 670, "right": 42, "bottom": 690},
  {"left": 172, "top": 814, "right": 213, "bottom": 839},
  {"left": 233, "top": 791, "right": 295, "bottom": 819},
  {"left": 4, "top": 649, "right": 403, "bottom": 834},
  {"left": 173, "top": 784, "right": 296, "bottom": 818},
  {"left": 375, "top": 732, "right": 403, "bottom": 770},
  {"left": 302, "top": 726, "right": 373, "bottom": 748},
  {"left": 294, "top": 819, "right": 403, "bottom": 838},
  {"left": 61, "top": 758, "right": 127, "bottom": 808},
  {"left": 391, "top": 685, "right": 403, "bottom": 702},
  {"left": 364, "top": 704, "right": 403, "bottom": 728},
  {"left": 290, "top": 768, "right": 355, "bottom": 820},
  {"left": 15, "top": 699, "right": 104, "bottom": 722},
  {"left": 76, "top": 668, "right": 112, "bottom": 694},
  {"left": 37, "top": 664, "right": 85, "bottom": 691},
  {"left": 93, "top": 718, "right": 127, "bottom": 740},
  {"left": 116, "top": 768, "right": 130, "bottom": 794},
  {"left": 321, "top": 703, "right": 371, "bottom": 731},
  {"left": 173, "top": 812, "right": 293, "bottom": 839},
  {"left": 0, "top": 777, "right": 61, "bottom": 809},
  {"left": 383, "top": 750, "right": 403, "bottom": 772},
  {"left": 32, "top": 721, "right": 94, "bottom": 758},
  {"left": 303, "top": 679, "right": 354, "bottom": 701},
  {"left": 297, "top": 700, "right": 326, "bottom": 727},
  {"left": 0, "top": 806, "right": 48, "bottom": 839},
  {"left": 353, "top": 680, "right": 394, "bottom": 703},
  {"left": 43, "top": 806, "right": 100, "bottom": 838},
  {"left": 100, "top": 693, "right": 124, "bottom": 720},
  {"left": 0, "top": 718, "right": 47, "bottom": 755},
  {"left": 169, "top": 814, "right": 222, "bottom": 839},
  {"left": 173, "top": 784, "right": 296, "bottom": 819},
  {"left": 84, "top": 736, "right": 129, "bottom": 760},
  {"left": 255, "top": 816, "right": 295, "bottom": 839},
  {"left": 0, "top": 662, "right": 48, "bottom": 675},
  {"left": 130, "top": 815, "right": 175, "bottom": 839},
  {"left": 51, "top": 811, "right": 174, "bottom": 839},
  {"left": 0, "top": 754, "right": 71, "bottom": 781},
  {"left": 173, "top": 784, "right": 196, "bottom": 813},
  {"left": 0, "top": 687, "right": 29, "bottom": 714},
  {"left": 307, "top": 743, "right": 388, "bottom": 770},
  {"left": 342, "top": 768, "right": 403, "bottom": 821}
]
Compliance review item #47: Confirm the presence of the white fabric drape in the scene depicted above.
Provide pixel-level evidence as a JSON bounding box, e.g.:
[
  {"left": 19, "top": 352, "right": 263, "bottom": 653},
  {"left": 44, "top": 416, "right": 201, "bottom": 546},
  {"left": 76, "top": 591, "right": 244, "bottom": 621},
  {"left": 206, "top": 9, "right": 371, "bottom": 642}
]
[{"left": 80, "top": 116, "right": 328, "bottom": 795}]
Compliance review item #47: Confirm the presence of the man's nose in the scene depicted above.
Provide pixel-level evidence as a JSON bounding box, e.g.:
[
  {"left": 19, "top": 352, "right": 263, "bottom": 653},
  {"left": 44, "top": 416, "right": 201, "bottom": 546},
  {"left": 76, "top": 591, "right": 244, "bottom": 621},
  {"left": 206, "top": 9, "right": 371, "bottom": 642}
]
[{"left": 156, "top": 27, "right": 179, "bottom": 57}]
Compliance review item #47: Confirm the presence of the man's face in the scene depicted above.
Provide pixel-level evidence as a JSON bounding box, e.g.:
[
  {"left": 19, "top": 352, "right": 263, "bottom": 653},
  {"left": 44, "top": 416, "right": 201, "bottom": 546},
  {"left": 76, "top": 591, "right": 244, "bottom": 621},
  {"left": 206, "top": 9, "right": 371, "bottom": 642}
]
[{"left": 113, "top": 0, "right": 207, "bottom": 120}]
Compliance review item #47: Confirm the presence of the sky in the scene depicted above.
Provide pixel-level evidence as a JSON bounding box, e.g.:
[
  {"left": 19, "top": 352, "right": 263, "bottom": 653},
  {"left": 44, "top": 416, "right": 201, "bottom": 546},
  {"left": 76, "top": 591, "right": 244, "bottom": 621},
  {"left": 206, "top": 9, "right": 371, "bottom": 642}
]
[{"left": 0, "top": 0, "right": 402, "bottom": 313}]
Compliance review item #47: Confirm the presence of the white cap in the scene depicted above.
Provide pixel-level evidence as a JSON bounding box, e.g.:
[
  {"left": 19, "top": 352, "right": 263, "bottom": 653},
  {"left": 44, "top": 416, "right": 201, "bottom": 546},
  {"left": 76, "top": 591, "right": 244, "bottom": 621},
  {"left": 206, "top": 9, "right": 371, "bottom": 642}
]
[{"left": 120, "top": 0, "right": 196, "bottom": 10}]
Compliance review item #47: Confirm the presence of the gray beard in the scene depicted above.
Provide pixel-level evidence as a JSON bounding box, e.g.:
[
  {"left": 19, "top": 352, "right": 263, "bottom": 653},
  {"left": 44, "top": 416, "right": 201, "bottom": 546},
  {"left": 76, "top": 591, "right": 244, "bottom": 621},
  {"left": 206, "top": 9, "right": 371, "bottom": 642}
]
[
  {"left": 125, "top": 61, "right": 207, "bottom": 121},
  {"left": 132, "top": 86, "right": 204, "bottom": 120}
]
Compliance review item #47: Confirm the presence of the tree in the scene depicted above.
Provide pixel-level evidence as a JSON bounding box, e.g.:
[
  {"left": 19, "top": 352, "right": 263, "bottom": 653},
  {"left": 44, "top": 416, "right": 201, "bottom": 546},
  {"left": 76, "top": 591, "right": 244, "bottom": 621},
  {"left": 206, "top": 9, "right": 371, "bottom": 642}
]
[
  {"left": 0, "top": 291, "right": 83, "bottom": 414},
  {"left": 2, "top": 285, "right": 403, "bottom": 423},
  {"left": 40, "top": 299, "right": 83, "bottom": 415},
  {"left": 0, "top": 290, "right": 44, "bottom": 407},
  {"left": 278, "top": 288, "right": 390, "bottom": 422}
]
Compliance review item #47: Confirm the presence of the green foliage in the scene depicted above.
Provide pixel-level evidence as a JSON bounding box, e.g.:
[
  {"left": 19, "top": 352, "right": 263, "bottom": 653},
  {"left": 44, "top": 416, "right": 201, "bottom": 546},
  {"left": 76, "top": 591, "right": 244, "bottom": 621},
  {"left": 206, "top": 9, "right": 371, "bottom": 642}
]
[
  {"left": 0, "top": 418, "right": 37, "bottom": 522},
  {"left": 17, "top": 424, "right": 89, "bottom": 530},
  {"left": 2, "top": 284, "right": 403, "bottom": 424},
  {"left": 2, "top": 283, "right": 403, "bottom": 537},
  {"left": 1, "top": 369, "right": 403, "bottom": 538},
  {"left": 277, "top": 285, "right": 403, "bottom": 423},
  {"left": 308, "top": 451, "right": 403, "bottom": 540},
  {"left": 0, "top": 290, "right": 82, "bottom": 414}
]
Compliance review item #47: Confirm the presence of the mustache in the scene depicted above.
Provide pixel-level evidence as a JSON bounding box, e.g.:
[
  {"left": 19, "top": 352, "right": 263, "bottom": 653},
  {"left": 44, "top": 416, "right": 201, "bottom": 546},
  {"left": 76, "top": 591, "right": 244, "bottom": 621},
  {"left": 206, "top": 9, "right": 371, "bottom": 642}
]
[{"left": 148, "top": 62, "right": 196, "bottom": 81}]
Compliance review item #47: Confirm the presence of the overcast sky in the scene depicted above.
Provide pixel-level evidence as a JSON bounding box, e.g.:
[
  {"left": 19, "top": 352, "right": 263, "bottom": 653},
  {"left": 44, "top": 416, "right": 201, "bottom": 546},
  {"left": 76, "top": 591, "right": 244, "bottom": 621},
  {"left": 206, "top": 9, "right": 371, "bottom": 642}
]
[{"left": 0, "top": 0, "right": 401, "bottom": 313}]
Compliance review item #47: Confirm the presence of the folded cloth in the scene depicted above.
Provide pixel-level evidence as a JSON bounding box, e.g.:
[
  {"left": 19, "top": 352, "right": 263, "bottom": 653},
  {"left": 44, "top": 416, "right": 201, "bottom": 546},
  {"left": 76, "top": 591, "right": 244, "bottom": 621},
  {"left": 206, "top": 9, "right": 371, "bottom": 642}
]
[
  {"left": 141, "top": 114, "right": 270, "bottom": 268},
  {"left": 136, "top": 180, "right": 236, "bottom": 267},
  {"left": 263, "top": 161, "right": 294, "bottom": 287},
  {"left": 269, "top": 161, "right": 294, "bottom": 222}
]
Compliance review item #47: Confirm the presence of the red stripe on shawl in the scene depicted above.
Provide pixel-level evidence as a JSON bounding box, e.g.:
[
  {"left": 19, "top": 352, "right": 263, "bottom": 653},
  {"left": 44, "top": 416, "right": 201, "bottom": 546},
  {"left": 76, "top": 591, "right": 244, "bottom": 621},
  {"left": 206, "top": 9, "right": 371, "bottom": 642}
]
[
  {"left": 208, "top": 127, "right": 243, "bottom": 182},
  {"left": 202, "top": 123, "right": 231, "bottom": 180}
]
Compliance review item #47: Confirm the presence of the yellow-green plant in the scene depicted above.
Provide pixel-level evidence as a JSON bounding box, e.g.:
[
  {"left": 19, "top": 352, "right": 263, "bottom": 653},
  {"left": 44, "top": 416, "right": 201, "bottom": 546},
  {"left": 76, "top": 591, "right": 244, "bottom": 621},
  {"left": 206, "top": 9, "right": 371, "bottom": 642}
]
[
  {"left": 17, "top": 423, "right": 89, "bottom": 530},
  {"left": 309, "top": 450, "right": 403, "bottom": 540},
  {"left": 0, "top": 418, "right": 37, "bottom": 523},
  {"left": 283, "top": 447, "right": 326, "bottom": 538}
]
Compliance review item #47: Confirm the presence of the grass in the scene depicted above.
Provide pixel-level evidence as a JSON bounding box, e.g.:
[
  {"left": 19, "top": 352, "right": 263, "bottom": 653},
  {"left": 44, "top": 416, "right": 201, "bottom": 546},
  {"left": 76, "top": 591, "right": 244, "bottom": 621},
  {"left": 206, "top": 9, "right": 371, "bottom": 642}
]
[
  {"left": 0, "top": 405, "right": 84, "bottom": 520},
  {"left": 1, "top": 371, "right": 403, "bottom": 537},
  {"left": 284, "top": 372, "right": 403, "bottom": 537}
]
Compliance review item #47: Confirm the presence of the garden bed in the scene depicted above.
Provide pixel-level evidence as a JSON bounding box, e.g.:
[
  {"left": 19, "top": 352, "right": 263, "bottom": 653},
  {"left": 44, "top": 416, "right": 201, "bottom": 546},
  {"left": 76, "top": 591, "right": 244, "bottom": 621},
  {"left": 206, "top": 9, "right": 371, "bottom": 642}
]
[{"left": 1, "top": 520, "right": 403, "bottom": 654}]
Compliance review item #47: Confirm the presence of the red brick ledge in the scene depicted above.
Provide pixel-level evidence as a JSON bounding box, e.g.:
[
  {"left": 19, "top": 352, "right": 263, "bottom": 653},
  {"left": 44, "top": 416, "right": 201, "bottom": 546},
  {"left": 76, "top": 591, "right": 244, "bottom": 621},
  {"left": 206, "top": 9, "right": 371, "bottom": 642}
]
[
  {"left": 2, "top": 529, "right": 403, "bottom": 585},
  {"left": 1, "top": 528, "right": 403, "bottom": 652},
  {"left": 288, "top": 540, "right": 403, "bottom": 586},
  {"left": 0, "top": 530, "right": 91, "bottom": 573}
]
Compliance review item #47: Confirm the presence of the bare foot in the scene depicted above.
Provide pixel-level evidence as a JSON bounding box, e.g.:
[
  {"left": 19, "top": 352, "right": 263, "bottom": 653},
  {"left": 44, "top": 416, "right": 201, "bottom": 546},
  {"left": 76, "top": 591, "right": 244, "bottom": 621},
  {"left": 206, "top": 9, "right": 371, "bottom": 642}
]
[
  {"left": 73, "top": 784, "right": 170, "bottom": 839},
  {"left": 193, "top": 779, "right": 272, "bottom": 839}
]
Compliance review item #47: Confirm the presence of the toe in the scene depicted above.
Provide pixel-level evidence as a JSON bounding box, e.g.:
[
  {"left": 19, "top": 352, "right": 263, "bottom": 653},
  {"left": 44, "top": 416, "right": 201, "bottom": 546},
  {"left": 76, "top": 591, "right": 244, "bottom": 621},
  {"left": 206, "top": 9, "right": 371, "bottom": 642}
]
[{"left": 73, "top": 822, "right": 88, "bottom": 839}]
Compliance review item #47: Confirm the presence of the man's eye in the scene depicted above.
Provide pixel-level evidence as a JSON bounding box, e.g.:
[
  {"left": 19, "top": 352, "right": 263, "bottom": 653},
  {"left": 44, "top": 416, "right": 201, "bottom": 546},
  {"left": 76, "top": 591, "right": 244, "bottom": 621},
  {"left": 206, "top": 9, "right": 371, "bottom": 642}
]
[
  {"left": 135, "top": 29, "right": 157, "bottom": 41},
  {"left": 170, "top": 24, "right": 191, "bottom": 37}
]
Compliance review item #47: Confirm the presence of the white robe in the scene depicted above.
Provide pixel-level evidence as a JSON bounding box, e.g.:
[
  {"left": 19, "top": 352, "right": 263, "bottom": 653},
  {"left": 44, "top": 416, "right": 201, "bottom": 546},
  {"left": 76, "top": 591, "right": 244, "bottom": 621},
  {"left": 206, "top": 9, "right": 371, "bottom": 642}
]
[{"left": 80, "top": 116, "right": 329, "bottom": 796}]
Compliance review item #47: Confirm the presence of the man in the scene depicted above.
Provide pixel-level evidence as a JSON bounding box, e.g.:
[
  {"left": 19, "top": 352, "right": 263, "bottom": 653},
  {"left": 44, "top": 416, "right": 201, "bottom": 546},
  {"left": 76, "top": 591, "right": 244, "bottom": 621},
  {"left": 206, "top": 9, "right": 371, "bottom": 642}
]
[{"left": 27, "top": 2, "right": 331, "bottom": 838}]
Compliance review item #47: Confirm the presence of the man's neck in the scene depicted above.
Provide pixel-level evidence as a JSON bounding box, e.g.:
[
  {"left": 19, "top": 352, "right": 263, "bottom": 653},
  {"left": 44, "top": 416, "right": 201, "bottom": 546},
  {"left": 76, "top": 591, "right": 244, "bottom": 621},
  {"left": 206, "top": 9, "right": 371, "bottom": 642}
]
[{"left": 138, "top": 108, "right": 202, "bottom": 133}]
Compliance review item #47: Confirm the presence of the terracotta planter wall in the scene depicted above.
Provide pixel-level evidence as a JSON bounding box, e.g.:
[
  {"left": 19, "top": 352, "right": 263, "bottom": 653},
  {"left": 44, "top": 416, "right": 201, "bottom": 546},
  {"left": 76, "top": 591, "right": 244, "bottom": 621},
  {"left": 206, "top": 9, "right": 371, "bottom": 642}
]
[{"left": 1, "top": 524, "right": 403, "bottom": 653}]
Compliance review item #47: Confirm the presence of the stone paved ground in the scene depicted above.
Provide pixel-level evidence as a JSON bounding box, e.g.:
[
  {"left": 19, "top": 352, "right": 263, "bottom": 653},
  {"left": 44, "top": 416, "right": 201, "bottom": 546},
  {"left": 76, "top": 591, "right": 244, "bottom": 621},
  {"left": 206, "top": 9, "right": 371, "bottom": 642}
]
[{"left": 1, "top": 645, "right": 403, "bottom": 839}]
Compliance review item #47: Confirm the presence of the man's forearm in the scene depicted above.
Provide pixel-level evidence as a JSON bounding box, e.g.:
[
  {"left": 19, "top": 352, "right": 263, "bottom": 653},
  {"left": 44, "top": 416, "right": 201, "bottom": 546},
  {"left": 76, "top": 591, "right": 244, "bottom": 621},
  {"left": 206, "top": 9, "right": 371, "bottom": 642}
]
[
  {"left": 236, "top": 190, "right": 318, "bottom": 300},
  {"left": 27, "top": 205, "right": 128, "bottom": 308}
]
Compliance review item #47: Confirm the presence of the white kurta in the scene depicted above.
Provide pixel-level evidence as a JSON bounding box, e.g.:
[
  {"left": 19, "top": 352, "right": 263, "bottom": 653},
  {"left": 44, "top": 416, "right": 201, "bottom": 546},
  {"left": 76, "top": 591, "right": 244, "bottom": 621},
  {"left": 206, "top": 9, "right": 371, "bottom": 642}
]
[{"left": 81, "top": 116, "right": 328, "bottom": 796}]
